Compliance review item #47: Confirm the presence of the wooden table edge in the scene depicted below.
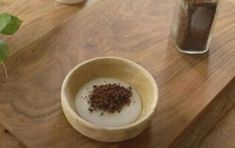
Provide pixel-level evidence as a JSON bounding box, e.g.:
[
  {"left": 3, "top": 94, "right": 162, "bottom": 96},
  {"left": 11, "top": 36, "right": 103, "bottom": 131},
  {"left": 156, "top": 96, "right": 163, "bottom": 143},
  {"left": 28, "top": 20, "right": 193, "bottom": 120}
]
[{"left": 170, "top": 75, "right": 235, "bottom": 147}]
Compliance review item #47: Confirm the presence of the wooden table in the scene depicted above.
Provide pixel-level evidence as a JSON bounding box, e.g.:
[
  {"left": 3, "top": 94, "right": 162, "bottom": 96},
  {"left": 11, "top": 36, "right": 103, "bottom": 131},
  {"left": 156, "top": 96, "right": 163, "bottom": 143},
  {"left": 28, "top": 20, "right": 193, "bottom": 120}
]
[
  {"left": 1, "top": 0, "right": 235, "bottom": 147},
  {"left": 200, "top": 105, "right": 235, "bottom": 148}
]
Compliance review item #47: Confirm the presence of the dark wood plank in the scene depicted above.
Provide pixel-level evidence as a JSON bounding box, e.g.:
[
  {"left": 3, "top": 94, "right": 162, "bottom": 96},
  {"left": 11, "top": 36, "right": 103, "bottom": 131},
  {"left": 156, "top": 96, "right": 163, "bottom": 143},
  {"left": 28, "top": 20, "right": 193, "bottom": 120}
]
[
  {"left": 171, "top": 78, "right": 235, "bottom": 147},
  {"left": 0, "top": 124, "right": 25, "bottom": 148},
  {"left": 200, "top": 105, "right": 235, "bottom": 148}
]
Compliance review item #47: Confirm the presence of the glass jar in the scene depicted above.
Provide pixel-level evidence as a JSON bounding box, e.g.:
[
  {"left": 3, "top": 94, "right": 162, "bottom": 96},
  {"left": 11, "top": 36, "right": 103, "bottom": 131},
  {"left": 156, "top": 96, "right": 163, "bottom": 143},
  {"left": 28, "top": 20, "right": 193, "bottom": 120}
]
[{"left": 171, "top": 0, "right": 219, "bottom": 54}]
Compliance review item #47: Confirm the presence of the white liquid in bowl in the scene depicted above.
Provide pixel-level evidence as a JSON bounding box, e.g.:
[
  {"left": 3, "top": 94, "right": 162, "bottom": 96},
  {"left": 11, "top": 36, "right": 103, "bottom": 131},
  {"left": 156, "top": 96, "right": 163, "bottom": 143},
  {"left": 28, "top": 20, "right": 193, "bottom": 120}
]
[{"left": 75, "top": 78, "right": 142, "bottom": 127}]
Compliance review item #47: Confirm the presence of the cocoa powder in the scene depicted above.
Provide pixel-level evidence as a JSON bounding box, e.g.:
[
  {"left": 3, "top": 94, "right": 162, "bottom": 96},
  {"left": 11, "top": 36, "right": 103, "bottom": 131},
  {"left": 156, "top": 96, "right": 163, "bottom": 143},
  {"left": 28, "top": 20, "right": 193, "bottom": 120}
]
[{"left": 87, "top": 84, "right": 132, "bottom": 114}]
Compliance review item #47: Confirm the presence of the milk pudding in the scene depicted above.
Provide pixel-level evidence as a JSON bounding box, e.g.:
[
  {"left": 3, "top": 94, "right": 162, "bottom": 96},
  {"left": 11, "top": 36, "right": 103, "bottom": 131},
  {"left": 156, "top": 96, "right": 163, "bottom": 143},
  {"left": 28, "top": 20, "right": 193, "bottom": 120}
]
[{"left": 75, "top": 77, "right": 142, "bottom": 127}]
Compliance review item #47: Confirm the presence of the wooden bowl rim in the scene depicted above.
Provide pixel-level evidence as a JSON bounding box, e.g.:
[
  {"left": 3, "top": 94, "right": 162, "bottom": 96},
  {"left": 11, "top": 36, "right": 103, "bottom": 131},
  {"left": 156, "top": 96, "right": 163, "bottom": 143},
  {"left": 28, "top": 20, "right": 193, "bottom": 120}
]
[{"left": 61, "top": 56, "right": 158, "bottom": 130}]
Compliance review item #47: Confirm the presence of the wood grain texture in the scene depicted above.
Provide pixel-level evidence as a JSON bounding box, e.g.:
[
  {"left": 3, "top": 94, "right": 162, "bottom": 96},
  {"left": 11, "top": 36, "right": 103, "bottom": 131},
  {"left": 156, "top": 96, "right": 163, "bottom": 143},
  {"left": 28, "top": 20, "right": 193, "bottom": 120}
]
[
  {"left": 199, "top": 105, "right": 235, "bottom": 148},
  {"left": 0, "top": 0, "right": 98, "bottom": 57},
  {"left": 171, "top": 77, "right": 235, "bottom": 148},
  {"left": 0, "top": 0, "right": 235, "bottom": 147},
  {"left": 0, "top": 124, "right": 25, "bottom": 148}
]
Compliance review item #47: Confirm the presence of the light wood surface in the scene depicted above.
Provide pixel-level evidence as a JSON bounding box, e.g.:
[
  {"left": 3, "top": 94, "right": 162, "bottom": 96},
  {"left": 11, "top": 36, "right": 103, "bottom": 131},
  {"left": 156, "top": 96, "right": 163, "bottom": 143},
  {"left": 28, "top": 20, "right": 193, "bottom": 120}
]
[
  {"left": 1, "top": 0, "right": 235, "bottom": 147},
  {"left": 0, "top": 0, "right": 98, "bottom": 56}
]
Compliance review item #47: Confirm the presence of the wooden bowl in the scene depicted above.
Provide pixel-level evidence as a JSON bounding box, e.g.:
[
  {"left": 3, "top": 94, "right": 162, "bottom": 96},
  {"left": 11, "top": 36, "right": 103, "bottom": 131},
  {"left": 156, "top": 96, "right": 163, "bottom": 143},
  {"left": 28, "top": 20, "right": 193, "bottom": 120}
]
[{"left": 61, "top": 57, "right": 158, "bottom": 142}]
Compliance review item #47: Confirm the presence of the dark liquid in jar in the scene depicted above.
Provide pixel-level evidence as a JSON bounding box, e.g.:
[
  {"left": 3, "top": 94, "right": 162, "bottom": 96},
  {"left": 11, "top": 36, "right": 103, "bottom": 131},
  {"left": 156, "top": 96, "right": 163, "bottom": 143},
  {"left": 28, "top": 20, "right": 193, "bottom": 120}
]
[{"left": 175, "top": 2, "right": 218, "bottom": 52}]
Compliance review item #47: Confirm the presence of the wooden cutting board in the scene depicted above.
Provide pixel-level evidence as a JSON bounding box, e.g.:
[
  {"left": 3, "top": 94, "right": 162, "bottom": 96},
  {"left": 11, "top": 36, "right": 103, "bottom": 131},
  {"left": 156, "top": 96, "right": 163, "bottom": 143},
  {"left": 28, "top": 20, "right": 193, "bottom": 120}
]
[{"left": 1, "top": 0, "right": 235, "bottom": 147}]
